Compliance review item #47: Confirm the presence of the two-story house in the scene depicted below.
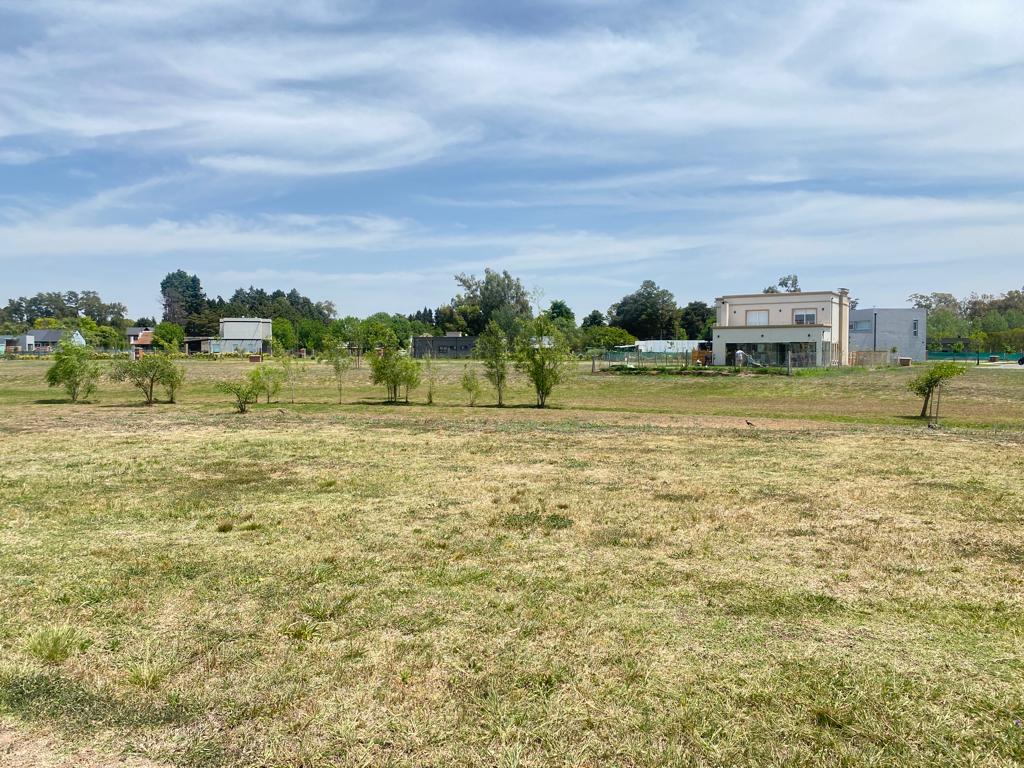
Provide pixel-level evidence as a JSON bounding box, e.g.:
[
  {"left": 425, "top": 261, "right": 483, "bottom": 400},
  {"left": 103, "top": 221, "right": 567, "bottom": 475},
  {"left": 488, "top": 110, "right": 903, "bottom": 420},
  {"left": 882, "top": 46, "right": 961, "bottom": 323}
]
[{"left": 712, "top": 289, "right": 851, "bottom": 367}]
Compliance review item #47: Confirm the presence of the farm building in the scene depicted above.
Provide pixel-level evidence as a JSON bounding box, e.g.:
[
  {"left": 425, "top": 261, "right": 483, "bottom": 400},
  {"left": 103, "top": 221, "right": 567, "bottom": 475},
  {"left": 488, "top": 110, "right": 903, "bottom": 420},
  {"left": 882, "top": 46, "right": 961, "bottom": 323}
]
[
  {"left": 712, "top": 289, "right": 851, "bottom": 367},
  {"left": 216, "top": 318, "right": 273, "bottom": 355},
  {"left": 412, "top": 332, "right": 478, "bottom": 359},
  {"left": 848, "top": 308, "right": 927, "bottom": 363}
]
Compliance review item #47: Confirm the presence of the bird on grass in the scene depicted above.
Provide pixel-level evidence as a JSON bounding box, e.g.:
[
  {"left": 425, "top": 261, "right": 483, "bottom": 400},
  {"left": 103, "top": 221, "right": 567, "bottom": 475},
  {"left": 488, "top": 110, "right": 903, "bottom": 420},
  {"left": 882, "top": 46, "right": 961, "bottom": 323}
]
[{"left": 745, "top": 420, "right": 756, "bottom": 428}]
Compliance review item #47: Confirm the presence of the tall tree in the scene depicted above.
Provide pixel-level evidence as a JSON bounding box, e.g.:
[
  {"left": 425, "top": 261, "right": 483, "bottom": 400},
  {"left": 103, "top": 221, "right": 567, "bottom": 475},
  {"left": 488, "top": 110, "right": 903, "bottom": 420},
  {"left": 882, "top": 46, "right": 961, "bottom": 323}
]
[
  {"left": 607, "top": 281, "right": 680, "bottom": 340},
  {"left": 160, "top": 270, "right": 207, "bottom": 325},
  {"left": 678, "top": 301, "right": 715, "bottom": 340},
  {"left": 545, "top": 299, "right": 575, "bottom": 324},
  {"left": 580, "top": 310, "right": 606, "bottom": 329}
]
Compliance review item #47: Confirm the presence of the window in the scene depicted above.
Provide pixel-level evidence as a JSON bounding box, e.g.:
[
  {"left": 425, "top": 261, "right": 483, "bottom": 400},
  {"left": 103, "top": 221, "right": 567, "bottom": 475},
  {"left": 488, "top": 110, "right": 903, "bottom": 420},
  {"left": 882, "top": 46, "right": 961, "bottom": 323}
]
[
  {"left": 793, "top": 310, "right": 817, "bottom": 325},
  {"left": 912, "top": 319, "right": 919, "bottom": 337},
  {"left": 850, "top": 320, "right": 872, "bottom": 332},
  {"left": 745, "top": 309, "right": 769, "bottom": 326}
]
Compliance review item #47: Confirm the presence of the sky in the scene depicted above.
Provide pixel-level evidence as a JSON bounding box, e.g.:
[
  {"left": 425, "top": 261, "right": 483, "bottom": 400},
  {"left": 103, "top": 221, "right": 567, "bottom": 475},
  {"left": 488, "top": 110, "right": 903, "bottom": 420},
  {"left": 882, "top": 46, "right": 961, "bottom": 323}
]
[{"left": 1, "top": 0, "right": 1023, "bottom": 320}]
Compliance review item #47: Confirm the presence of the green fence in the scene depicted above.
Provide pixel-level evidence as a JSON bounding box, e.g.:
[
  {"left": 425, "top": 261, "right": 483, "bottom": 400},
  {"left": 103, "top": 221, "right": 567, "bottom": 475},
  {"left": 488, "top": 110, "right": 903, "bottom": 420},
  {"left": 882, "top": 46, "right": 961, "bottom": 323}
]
[{"left": 927, "top": 350, "right": 1022, "bottom": 362}]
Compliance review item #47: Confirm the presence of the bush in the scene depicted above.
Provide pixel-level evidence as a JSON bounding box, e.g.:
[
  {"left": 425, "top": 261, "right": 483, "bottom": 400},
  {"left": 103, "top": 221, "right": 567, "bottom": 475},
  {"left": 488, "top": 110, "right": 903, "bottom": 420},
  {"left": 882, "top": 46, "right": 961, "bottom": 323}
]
[
  {"left": 250, "top": 364, "right": 285, "bottom": 404},
  {"left": 44, "top": 341, "right": 100, "bottom": 403},
  {"left": 217, "top": 375, "right": 262, "bottom": 413}
]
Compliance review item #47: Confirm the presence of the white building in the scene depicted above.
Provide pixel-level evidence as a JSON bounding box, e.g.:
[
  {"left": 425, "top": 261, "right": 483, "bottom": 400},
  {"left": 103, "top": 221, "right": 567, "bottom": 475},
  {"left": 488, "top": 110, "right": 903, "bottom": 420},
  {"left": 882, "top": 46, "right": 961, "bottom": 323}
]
[
  {"left": 712, "top": 290, "right": 851, "bottom": 367},
  {"left": 215, "top": 317, "right": 273, "bottom": 355}
]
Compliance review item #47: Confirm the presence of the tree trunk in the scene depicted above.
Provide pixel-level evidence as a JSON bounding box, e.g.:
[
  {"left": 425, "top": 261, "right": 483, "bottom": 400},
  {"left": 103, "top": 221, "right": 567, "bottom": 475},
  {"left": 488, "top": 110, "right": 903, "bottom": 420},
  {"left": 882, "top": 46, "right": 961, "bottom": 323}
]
[{"left": 920, "top": 390, "right": 931, "bottom": 418}]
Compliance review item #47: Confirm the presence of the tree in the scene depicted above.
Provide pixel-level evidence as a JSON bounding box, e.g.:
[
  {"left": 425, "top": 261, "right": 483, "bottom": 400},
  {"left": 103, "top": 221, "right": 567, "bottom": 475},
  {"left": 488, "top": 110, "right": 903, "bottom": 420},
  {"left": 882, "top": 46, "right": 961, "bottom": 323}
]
[
  {"left": 423, "top": 353, "right": 437, "bottom": 405},
  {"left": 272, "top": 317, "right": 298, "bottom": 351},
  {"left": 45, "top": 341, "right": 100, "bottom": 403},
  {"left": 369, "top": 348, "right": 420, "bottom": 403},
  {"left": 764, "top": 275, "right": 801, "bottom": 293},
  {"left": 581, "top": 325, "right": 636, "bottom": 352},
  {"left": 581, "top": 310, "right": 606, "bottom": 329},
  {"left": 160, "top": 270, "right": 207, "bottom": 325},
  {"left": 474, "top": 320, "right": 511, "bottom": 406},
  {"left": 515, "top": 316, "right": 571, "bottom": 408},
  {"left": 545, "top": 299, "right": 575, "bottom": 324},
  {"left": 272, "top": 339, "right": 301, "bottom": 403},
  {"left": 908, "top": 362, "right": 966, "bottom": 418},
  {"left": 218, "top": 376, "right": 261, "bottom": 413},
  {"left": 162, "top": 362, "right": 186, "bottom": 403},
  {"left": 607, "top": 281, "right": 679, "bottom": 339},
  {"left": 152, "top": 322, "right": 185, "bottom": 352},
  {"left": 110, "top": 354, "right": 182, "bottom": 405},
  {"left": 968, "top": 328, "right": 988, "bottom": 365},
  {"left": 678, "top": 301, "right": 715, "bottom": 340},
  {"left": 250, "top": 364, "right": 285, "bottom": 404},
  {"left": 461, "top": 365, "right": 482, "bottom": 406},
  {"left": 318, "top": 338, "right": 352, "bottom": 403},
  {"left": 446, "top": 269, "right": 532, "bottom": 336},
  {"left": 979, "top": 311, "right": 1009, "bottom": 335}
]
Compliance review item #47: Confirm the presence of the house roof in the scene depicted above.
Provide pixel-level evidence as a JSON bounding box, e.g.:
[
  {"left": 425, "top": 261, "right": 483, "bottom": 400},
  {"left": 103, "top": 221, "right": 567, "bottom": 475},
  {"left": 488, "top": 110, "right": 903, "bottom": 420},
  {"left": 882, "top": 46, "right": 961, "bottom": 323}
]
[
  {"left": 31, "top": 329, "right": 68, "bottom": 343},
  {"left": 125, "top": 326, "right": 152, "bottom": 336},
  {"left": 133, "top": 330, "right": 155, "bottom": 346}
]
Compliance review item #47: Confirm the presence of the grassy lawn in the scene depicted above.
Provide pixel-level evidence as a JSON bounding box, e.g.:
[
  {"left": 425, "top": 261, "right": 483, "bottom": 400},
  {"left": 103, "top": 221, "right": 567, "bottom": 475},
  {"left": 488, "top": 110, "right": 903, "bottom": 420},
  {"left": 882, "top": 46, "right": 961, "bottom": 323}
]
[{"left": 1, "top": 359, "right": 1022, "bottom": 766}]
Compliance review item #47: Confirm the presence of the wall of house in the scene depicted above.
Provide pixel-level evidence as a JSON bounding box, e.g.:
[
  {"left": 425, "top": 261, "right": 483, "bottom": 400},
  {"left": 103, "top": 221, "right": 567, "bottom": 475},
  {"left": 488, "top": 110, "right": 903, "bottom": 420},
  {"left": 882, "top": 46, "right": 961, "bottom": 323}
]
[
  {"left": 849, "top": 308, "right": 927, "bottom": 361},
  {"left": 712, "top": 326, "right": 830, "bottom": 366}
]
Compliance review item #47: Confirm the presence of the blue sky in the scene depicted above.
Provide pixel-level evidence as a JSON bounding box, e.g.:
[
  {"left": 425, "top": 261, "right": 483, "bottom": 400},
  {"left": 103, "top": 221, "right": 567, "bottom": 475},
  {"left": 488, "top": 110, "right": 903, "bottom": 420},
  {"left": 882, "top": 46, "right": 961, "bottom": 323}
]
[{"left": 1, "top": 0, "right": 1022, "bottom": 320}]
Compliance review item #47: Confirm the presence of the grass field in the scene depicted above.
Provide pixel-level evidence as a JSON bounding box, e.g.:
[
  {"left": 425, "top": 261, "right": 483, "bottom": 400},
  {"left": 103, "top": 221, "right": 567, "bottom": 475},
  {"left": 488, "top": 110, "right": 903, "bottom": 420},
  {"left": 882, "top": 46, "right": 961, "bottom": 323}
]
[{"left": 1, "top": 359, "right": 1022, "bottom": 766}]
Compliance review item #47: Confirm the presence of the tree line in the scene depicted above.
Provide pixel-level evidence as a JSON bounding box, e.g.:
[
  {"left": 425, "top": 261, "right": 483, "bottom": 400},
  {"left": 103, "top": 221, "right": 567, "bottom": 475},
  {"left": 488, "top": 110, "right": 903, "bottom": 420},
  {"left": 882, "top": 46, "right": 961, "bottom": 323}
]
[{"left": 908, "top": 290, "right": 1024, "bottom": 353}]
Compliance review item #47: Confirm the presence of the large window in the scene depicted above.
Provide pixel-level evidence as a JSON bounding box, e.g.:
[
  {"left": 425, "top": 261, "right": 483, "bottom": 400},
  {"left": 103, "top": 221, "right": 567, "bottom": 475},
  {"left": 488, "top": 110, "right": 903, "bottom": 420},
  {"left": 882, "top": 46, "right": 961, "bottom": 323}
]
[
  {"left": 745, "top": 309, "right": 769, "bottom": 326},
  {"left": 851, "top": 320, "right": 872, "bottom": 332},
  {"left": 793, "top": 309, "right": 817, "bottom": 325}
]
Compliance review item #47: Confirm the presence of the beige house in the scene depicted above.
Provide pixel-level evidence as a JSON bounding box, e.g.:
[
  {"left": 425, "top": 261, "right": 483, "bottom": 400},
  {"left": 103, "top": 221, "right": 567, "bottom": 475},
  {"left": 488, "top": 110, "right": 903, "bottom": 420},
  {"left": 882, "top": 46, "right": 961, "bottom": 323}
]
[{"left": 712, "top": 289, "right": 851, "bottom": 367}]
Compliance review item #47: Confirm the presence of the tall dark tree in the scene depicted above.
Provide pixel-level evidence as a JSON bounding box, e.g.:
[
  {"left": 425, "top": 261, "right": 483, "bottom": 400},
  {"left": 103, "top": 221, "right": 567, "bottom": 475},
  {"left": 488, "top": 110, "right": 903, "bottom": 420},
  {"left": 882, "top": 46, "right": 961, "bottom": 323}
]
[
  {"left": 160, "top": 270, "right": 206, "bottom": 325},
  {"left": 678, "top": 301, "right": 715, "bottom": 340},
  {"left": 545, "top": 299, "right": 575, "bottom": 324},
  {"left": 580, "top": 310, "right": 606, "bottom": 329},
  {"left": 607, "top": 281, "right": 680, "bottom": 340}
]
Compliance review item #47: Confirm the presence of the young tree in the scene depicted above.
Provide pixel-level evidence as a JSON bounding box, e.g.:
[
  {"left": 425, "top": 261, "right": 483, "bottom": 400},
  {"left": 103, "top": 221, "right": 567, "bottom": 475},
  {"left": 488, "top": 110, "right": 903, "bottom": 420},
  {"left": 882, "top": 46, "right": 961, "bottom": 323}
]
[
  {"left": 908, "top": 362, "right": 966, "bottom": 418},
  {"left": 515, "top": 316, "right": 571, "bottom": 408},
  {"left": 423, "top": 352, "right": 437, "bottom": 405},
  {"left": 251, "top": 364, "right": 285, "bottom": 403},
  {"left": 461, "top": 365, "right": 482, "bottom": 406},
  {"left": 318, "top": 337, "right": 352, "bottom": 403},
  {"left": 474, "top": 319, "right": 511, "bottom": 406},
  {"left": 218, "top": 375, "right": 262, "bottom": 413},
  {"left": 110, "top": 354, "right": 181, "bottom": 405},
  {"left": 45, "top": 340, "right": 100, "bottom": 403},
  {"left": 370, "top": 348, "right": 420, "bottom": 403},
  {"left": 272, "top": 339, "right": 300, "bottom": 403},
  {"left": 162, "top": 361, "right": 186, "bottom": 404}
]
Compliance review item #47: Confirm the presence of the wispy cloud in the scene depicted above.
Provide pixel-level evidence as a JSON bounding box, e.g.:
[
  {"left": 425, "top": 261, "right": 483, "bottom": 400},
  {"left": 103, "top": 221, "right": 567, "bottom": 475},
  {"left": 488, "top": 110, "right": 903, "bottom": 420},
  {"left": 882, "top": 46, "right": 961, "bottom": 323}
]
[{"left": 0, "top": 1, "right": 1021, "bottom": 315}]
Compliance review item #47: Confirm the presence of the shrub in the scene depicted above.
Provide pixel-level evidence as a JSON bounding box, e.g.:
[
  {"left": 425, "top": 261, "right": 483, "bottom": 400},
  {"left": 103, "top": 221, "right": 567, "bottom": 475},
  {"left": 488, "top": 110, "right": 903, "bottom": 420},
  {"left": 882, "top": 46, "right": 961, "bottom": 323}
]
[
  {"left": 218, "top": 376, "right": 262, "bottom": 413},
  {"left": 317, "top": 338, "right": 352, "bottom": 404},
  {"left": 44, "top": 341, "right": 100, "bottom": 403}
]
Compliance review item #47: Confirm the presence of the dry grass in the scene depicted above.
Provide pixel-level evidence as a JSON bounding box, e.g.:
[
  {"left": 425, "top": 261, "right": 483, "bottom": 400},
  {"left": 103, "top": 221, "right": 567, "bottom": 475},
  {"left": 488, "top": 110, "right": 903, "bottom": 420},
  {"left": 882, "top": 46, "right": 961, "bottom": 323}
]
[{"left": 0, "top": 359, "right": 1022, "bottom": 766}]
